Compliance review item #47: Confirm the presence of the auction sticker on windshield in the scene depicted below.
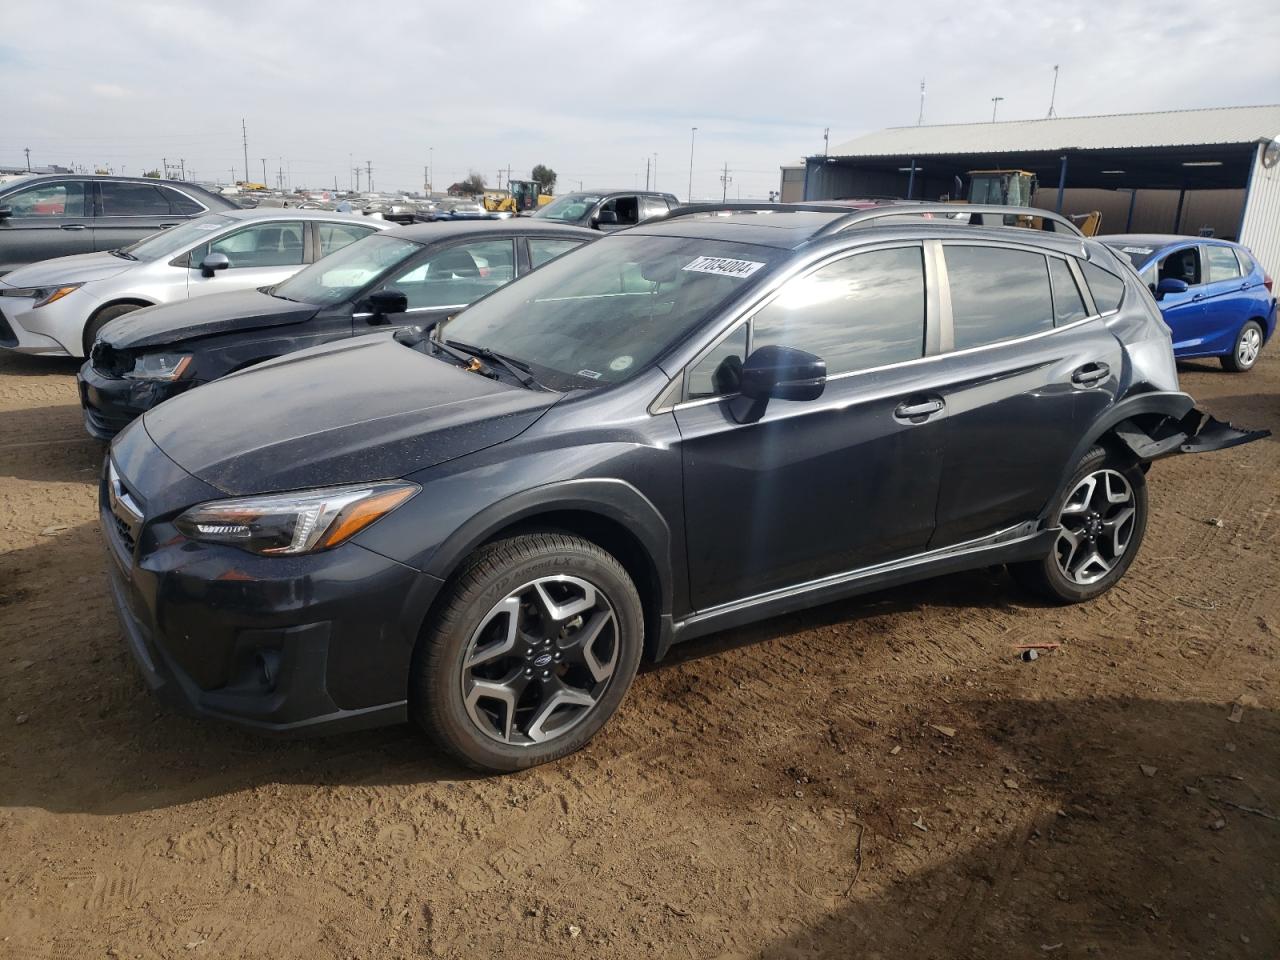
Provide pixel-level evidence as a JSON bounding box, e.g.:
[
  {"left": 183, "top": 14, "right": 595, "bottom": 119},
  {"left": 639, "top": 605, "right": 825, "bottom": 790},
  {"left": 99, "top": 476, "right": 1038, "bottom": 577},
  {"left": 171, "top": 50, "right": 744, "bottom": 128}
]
[{"left": 682, "top": 256, "right": 765, "bottom": 279}]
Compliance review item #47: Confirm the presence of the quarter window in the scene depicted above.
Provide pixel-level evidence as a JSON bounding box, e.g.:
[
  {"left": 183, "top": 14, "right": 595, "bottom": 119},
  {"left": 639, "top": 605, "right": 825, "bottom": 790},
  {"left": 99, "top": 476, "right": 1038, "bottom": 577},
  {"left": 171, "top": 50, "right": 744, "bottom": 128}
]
[
  {"left": 1204, "top": 245, "right": 1241, "bottom": 282},
  {"left": 99, "top": 182, "right": 173, "bottom": 217},
  {"left": 1048, "top": 258, "right": 1089, "bottom": 325},
  {"left": 1081, "top": 261, "right": 1126, "bottom": 313},
  {"left": 640, "top": 196, "right": 670, "bottom": 220},
  {"left": 687, "top": 323, "right": 748, "bottom": 399},
  {"left": 528, "top": 238, "right": 585, "bottom": 269},
  {"left": 202, "top": 221, "right": 306, "bottom": 268},
  {"left": 3, "top": 181, "right": 87, "bottom": 217},
  {"left": 944, "top": 246, "right": 1053, "bottom": 349},
  {"left": 752, "top": 246, "right": 926, "bottom": 376},
  {"left": 157, "top": 186, "right": 205, "bottom": 216}
]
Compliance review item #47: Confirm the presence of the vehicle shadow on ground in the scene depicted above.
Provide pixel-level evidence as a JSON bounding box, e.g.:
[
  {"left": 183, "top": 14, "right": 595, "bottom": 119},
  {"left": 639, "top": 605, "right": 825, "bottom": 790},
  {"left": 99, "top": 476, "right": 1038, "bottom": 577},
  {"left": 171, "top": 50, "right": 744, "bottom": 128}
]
[
  {"left": 744, "top": 695, "right": 1279, "bottom": 959},
  {"left": 0, "top": 404, "right": 103, "bottom": 483},
  {"left": 1194, "top": 392, "right": 1280, "bottom": 441},
  {"left": 1, "top": 522, "right": 1054, "bottom": 816},
  {"left": 0, "top": 353, "right": 82, "bottom": 378}
]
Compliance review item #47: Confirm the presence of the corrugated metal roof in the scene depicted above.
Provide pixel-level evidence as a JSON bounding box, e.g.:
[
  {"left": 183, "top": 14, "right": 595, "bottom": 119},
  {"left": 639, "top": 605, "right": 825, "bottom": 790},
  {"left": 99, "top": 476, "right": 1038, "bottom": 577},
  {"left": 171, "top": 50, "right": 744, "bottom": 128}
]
[{"left": 827, "top": 105, "right": 1280, "bottom": 158}]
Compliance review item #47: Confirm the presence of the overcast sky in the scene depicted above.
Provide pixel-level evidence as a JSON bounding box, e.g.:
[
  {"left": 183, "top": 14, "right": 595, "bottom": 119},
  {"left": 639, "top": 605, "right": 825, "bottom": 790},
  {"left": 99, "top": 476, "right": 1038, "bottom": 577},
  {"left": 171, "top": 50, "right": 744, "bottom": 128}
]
[{"left": 3, "top": 1, "right": 1278, "bottom": 199}]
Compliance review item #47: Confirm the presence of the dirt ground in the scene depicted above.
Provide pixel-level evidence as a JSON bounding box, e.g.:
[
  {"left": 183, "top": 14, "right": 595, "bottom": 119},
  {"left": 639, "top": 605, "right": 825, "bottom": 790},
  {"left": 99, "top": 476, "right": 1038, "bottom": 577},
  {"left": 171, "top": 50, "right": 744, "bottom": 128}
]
[{"left": 0, "top": 349, "right": 1276, "bottom": 960}]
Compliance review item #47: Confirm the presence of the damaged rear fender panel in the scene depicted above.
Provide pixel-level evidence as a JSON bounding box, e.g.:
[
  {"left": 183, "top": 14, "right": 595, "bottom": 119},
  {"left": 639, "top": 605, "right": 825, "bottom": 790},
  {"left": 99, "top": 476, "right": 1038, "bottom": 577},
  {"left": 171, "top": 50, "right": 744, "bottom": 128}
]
[{"left": 1038, "top": 389, "right": 1271, "bottom": 525}]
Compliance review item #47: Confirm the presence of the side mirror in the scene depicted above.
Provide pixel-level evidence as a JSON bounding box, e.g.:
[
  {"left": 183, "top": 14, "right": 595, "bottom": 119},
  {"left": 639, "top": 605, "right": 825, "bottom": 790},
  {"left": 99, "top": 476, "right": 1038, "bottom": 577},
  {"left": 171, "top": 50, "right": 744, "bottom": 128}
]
[
  {"left": 594, "top": 209, "right": 619, "bottom": 227},
  {"left": 0, "top": 206, "right": 12, "bottom": 221},
  {"left": 1155, "top": 277, "right": 1189, "bottom": 299},
  {"left": 729, "top": 345, "right": 825, "bottom": 423},
  {"left": 366, "top": 288, "right": 409, "bottom": 323},
  {"left": 199, "top": 252, "right": 231, "bottom": 278}
]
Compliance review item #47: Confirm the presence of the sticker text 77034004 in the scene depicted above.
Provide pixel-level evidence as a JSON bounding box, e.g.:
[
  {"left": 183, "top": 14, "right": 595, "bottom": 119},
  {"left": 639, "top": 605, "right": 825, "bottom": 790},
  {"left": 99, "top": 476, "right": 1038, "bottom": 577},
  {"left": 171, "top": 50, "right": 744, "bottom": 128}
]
[{"left": 682, "top": 256, "right": 766, "bottom": 279}]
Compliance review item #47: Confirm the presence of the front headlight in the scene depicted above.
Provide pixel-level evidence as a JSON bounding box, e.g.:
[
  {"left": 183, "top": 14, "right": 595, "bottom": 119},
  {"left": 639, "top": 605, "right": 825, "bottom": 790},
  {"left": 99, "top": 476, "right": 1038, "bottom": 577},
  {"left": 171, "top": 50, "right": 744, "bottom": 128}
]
[
  {"left": 174, "top": 481, "right": 419, "bottom": 556},
  {"left": 0, "top": 283, "right": 82, "bottom": 307},
  {"left": 125, "top": 353, "right": 192, "bottom": 381}
]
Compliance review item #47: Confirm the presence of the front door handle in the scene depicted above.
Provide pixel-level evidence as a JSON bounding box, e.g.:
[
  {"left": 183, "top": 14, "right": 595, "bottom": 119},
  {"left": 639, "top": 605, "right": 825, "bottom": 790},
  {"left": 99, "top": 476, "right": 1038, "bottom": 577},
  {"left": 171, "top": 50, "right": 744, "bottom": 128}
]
[
  {"left": 60, "top": 223, "right": 87, "bottom": 231},
  {"left": 894, "top": 397, "right": 944, "bottom": 421},
  {"left": 1071, "top": 362, "right": 1110, "bottom": 387},
  {"left": 159, "top": 222, "right": 179, "bottom": 229},
  {"left": 1191, "top": 292, "right": 1205, "bottom": 301}
]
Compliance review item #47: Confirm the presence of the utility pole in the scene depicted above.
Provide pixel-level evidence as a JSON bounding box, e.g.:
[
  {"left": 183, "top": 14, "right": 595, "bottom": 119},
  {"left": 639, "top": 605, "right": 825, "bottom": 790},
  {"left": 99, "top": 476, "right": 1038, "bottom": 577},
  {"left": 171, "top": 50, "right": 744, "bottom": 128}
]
[
  {"left": 424, "top": 165, "right": 429, "bottom": 194},
  {"left": 1047, "top": 64, "right": 1060, "bottom": 118},
  {"left": 229, "top": 167, "right": 235, "bottom": 185},
  {"left": 687, "top": 127, "right": 697, "bottom": 202},
  {"left": 991, "top": 96, "right": 1004, "bottom": 123},
  {"left": 719, "top": 161, "right": 732, "bottom": 202},
  {"left": 645, "top": 156, "right": 651, "bottom": 190},
  {"left": 24, "top": 147, "right": 31, "bottom": 171},
  {"left": 366, "top": 160, "right": 372, "bottom": 193},
  {"left": 428, "top": 146, "right": 433, "bottom": 195},
  {"left": 262, "top": 158, "right": 267, "bottom": 185},
  {"left": 653, "top": 152, "right": 658, "bottom": 190},
  {"left": 241, "top": 119, "right": 249, "bottom": 184},
  {"left": 354, "top": 167, "right": 361, "bottom": 193},
  {"left": 349, "top": 153, "right": 354, "bottom": 192},
  {"left": 823, "top": 127, "right": 830, "bottom": 156},
  {"left": 179, "top": 158, "right": 185, "bottom": 180},
  {"left": 277, "top": 162, "right": 283, "bottom": 192},
  {"left": 163, "top": 157, "right": 168, "bottom": 179},
  {"left": 918, "top": 78, "right": 926, "bottom": 125}
]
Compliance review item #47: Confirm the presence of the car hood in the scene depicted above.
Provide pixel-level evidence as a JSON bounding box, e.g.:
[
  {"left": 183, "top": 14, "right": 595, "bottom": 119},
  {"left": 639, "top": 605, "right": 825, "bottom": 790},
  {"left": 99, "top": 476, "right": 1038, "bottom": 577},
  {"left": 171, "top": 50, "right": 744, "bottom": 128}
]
[
  {"left": 0, "top": 250, "right": 132, "bottom": 287},
  {"left": 102, "top": 288, "right": 320, "bottom": 349},
  {"left": 141, "top": 333, "right": 560, "bottom": 495}
]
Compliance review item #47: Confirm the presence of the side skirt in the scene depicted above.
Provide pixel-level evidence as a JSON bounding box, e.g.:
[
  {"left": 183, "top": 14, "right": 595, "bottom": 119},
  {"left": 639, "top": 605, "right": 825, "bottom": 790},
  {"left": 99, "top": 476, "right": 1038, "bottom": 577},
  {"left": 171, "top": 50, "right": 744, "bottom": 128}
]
[{"left": 670, "top": 522, "right": 1054, "bottom": 646}]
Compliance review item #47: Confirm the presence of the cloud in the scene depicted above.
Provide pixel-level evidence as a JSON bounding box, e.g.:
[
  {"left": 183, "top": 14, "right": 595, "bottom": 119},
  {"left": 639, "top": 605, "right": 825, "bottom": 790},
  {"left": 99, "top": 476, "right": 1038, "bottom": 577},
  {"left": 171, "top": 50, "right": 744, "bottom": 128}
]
[{"left": 0, "top": 0, "right": 1277, "bottom": 197}]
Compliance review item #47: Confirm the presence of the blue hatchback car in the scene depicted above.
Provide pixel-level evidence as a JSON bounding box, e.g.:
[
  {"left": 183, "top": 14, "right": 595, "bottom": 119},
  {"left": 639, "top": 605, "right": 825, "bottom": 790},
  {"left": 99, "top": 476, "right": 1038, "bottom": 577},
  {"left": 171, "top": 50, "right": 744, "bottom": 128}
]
[{"left": 1104, "top": 235, "right": 1277, "bottom": 372}]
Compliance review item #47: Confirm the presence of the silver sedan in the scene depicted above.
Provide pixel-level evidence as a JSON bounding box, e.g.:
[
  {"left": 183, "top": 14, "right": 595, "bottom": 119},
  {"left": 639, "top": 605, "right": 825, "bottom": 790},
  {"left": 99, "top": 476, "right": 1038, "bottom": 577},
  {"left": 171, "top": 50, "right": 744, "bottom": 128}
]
[{"left": 0, "top": 209, "right": 389, "bottom": 358}]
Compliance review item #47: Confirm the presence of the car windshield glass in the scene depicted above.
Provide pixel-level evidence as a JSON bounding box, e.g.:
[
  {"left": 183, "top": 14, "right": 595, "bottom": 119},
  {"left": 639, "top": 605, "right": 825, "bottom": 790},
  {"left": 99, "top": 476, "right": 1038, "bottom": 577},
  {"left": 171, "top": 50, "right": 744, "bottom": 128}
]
[
  {"left": 533, "top": 193, "right": 602, "bottom": 221},
  {"left": 440, "top": 235, "right": 781, "bottom": 390},
  {"left": 120, "top": 214, "right": 236, "bottom": 261},
  {"left": 272, "top": 233, "right": 421, "bottom": 305},
  {"left": 1103, "top": 242, "right": 1158, "bottom": 269}
]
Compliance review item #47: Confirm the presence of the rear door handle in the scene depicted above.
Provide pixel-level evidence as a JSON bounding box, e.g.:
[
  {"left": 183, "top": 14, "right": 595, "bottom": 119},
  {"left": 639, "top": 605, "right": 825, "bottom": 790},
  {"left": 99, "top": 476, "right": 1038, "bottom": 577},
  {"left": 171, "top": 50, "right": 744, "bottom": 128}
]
[
  {"left": 1071, "top": 362, "right": 1110, "bottom": 387},
  {"left": 894, "top": 397, "right": 944, "bottom": 421},
  {"left": 60, "top": 223, "right": 87, "bottom": 231},
  {"left": 159, "top": 222, "right": 179, "bottom": 229}
]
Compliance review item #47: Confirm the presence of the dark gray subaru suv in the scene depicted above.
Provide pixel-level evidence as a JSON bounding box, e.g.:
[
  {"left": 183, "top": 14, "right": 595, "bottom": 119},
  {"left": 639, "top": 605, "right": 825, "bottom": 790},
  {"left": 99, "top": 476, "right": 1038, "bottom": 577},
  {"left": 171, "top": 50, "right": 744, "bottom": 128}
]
[{"left": 100, "top": 203, "right": 1266, "bottom": 772}]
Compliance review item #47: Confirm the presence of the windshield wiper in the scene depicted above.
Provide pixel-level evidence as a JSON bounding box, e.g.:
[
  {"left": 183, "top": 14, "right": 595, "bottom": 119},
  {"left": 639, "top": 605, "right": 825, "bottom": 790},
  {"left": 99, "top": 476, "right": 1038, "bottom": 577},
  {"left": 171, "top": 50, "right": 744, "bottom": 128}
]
[
  {"left": 432, "top": 334, "right": 541, "bottom": 389},
  {"left": 109, "top": 249, "right": 137, "bottom": 261}
]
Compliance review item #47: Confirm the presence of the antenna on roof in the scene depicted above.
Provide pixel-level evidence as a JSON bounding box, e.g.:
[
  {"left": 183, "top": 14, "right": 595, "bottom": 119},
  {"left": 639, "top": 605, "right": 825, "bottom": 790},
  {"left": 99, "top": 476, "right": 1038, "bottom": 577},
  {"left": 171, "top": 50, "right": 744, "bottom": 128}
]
[
  {"left": 918, "top": 78, "right": 926, "bottom": 126},
  {"left": 1047, "top": 65, "right": 1060, "bottom": 119}
]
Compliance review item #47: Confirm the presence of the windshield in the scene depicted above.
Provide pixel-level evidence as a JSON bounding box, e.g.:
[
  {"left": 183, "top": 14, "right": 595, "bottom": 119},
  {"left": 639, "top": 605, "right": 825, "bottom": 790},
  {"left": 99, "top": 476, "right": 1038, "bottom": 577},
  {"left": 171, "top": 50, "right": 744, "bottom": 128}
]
[
  {"left": 533, "top": 193, "right": 602, "bottom": 222},
  {"left": 440, "top": 235, "right": 781, "bottom": 390},
  {"left": 1103, "top": 241, "right": 1158, "bottom": 269},
  {"left": 272, "top": 233, "right": 421, "bottom": 305},
  {"left": 120, "top": 214, "right": 236, "bottom": 261}
]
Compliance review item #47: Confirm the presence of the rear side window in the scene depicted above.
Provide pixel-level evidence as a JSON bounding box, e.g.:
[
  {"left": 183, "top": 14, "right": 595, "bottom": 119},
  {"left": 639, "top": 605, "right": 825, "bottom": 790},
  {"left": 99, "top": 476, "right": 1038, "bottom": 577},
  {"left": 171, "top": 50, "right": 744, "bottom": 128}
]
[
  {"left": 158, "top": 186, "right": 204, "bottom": 216},
  {"left": 1048, "top": 258, "right": 1089, "bottom": 326},
  {"left": 944, "top": 246, "right": 1053, "bottom": 349},
  {"left": 99, "top": 182, "right": 173, "bottom": 217},
  {"left": 640, "top": 196, "right": 670, "bottom": 220},
  {"left": 1081, "top": 261, "right": 1125, "bottom": 313},
  {"left": 1204, "top": 245, "right": 1241, "bottom": 282},
  {"left": 528, "top": 238, "right": 584, "bottom": 269},
  {"left": 318, "top": 222, "right": 377, "bottom": 256},
  {"left": 752, "top": 245, "right": 926, "bottom": 376},
  {"left": 1235, "top": 249, "right": 1256, "bottom": 275}
]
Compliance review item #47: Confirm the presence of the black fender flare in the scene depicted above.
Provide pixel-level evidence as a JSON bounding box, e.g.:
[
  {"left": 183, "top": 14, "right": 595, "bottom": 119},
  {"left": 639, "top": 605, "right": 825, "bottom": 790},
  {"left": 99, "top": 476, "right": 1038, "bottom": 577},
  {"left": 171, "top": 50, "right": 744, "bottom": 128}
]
[
  {"left": 422, "top": 477, "right": 676, "bottom": 656},
  {"left": 1038, "top": 390, "right": 1195, "bottom": 522}
]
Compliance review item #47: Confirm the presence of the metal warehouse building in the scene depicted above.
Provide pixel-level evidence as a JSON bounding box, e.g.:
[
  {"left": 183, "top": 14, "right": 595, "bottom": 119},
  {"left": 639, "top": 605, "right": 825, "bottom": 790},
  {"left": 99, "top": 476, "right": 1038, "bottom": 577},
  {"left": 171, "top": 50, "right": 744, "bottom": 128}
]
[{"left": 788, "top": 104, "right": 1280, "bottom": 277}]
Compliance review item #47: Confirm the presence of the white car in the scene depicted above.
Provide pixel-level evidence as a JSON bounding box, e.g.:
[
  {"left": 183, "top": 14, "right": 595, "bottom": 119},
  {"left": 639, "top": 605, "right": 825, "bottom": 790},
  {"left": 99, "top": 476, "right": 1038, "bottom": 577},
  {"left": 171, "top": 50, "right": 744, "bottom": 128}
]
[{"left": 0, "top": 209, "right": 388, "bottom": 357}]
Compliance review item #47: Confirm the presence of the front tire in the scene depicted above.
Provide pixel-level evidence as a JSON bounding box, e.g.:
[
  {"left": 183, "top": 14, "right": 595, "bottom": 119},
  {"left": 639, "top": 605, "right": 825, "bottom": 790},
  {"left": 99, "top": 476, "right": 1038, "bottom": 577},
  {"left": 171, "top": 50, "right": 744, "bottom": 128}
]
[
  {"left": 410, "top": 533, "right": 643, "bottom": 772},
  {"left": 83, "top": 303, "right": 142, "bottom": 356},
  {"left": 1011, "top": 446, "right": 1148, "bottom": 604}
]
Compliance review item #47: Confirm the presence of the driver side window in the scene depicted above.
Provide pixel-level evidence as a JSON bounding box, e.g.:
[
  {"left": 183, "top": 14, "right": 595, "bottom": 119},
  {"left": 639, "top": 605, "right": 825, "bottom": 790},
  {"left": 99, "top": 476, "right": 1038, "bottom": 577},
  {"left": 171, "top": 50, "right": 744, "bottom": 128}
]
[
  {"left": 381, "top": 239, "right": 516, "bottom": 309},
  {"left": 1157, "top": 247, "right": 1201, "bottom": 286}
]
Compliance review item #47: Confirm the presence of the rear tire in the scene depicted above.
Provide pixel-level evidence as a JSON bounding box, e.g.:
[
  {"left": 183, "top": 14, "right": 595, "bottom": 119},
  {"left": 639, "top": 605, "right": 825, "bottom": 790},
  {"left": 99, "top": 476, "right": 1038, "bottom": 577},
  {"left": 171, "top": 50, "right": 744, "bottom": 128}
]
[
  {"left": 83, "top": 303, "right": 142, "bottom": 356},
  {"left": 1221, "top": 320, "right": 1263, "bottom": 373},
  {"left": 1011, "top": 446, "right": 1148, "bottom": 604},
  {"left": 409, "top": 533, "right": 643, "bottom": 772}
]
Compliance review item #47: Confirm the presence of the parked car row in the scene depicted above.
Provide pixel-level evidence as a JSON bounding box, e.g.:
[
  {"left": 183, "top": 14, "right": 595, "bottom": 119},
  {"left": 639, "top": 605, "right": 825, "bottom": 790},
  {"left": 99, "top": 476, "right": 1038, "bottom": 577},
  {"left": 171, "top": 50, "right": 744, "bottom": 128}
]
[{"left": 81, "top": 200, "right": 1266, "bottom": 771}]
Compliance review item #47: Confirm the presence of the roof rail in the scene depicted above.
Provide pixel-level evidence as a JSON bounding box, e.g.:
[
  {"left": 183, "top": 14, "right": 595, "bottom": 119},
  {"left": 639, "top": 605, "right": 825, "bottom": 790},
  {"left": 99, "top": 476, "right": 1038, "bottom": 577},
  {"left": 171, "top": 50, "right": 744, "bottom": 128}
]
[
  {"left": 820, "top": 203, "right": 1085, "bottom": 238},
  {"left": 658, "top": 202, "right": 859, "bottom": 220}
]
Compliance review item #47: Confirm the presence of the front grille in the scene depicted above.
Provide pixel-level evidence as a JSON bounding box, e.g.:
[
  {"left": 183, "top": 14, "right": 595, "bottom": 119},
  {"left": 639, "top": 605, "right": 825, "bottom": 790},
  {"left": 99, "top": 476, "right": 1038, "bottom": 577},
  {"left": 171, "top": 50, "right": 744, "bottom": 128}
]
[
  {"left": 105, "top": 461, "right": 143, "bottom": 561},
  {"left": 91, "top": 341, "right": 133, "bottom": 377},
  {"left": 112, "top": 511, "right": 137, "bottom": 555},
  {"left": 0, "top": 307, "right": 16, "bottom": 348}
]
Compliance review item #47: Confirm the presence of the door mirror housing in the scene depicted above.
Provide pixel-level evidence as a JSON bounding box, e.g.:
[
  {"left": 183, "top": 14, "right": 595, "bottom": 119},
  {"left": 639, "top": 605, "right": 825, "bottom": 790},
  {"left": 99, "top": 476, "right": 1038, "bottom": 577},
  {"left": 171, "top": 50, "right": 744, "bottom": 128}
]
[
  {"left": 199, "top": 252, "right": 231, "bottom": 278},
  {"left": 593, "top": 209, "right": 619, "bottom": 227},
  {"left": 366, "top": 288, "right": 409, "bottom": 323},
  {"left": 739, "top": 344, "right": 827, "bottom": 402},
  {"left": 1155, "top": 277, "right": 1189, "bottom": 299}
]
